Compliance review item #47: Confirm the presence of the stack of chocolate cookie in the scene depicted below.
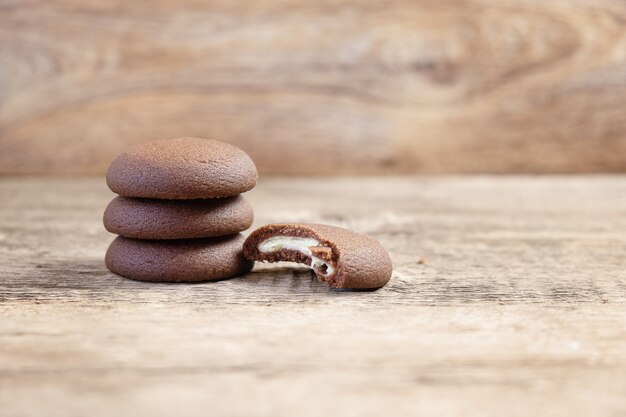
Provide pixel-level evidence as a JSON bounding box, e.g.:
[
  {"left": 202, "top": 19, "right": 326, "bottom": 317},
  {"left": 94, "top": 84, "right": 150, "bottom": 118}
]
[{"left": 103, "top": 137, "right": 257, "bottom": 282}]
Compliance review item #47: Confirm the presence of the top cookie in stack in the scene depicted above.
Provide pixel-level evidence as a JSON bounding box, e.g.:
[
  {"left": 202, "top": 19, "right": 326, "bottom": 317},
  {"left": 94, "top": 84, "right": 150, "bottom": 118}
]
[{"left": 103, "top": 137, "right": 258, "bottom": 283}]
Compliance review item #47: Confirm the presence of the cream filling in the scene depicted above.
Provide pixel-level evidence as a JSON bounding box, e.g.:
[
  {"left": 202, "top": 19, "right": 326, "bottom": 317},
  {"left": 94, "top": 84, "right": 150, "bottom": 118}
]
[{"left": 258, "top": 236, "right": 335, "bottom": 276}]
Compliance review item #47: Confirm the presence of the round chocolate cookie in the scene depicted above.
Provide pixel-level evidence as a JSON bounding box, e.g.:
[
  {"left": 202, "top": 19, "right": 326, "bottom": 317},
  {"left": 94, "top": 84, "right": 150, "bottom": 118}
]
[
  {"left": 103, "top": 195, "right": 253, "bottom": 239},
  {"left": 106, "top": 234, "right": 253, "bottom": 283},
  {"left": 243, "top": 223, "right": 393, "bottom": 289},
  {"left": 106, "top": 137, "right": 258, "bottom": 199}
]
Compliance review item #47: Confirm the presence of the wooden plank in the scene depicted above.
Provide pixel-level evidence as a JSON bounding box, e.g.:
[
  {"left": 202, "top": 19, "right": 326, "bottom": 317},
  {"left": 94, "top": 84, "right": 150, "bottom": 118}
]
[
  {"left": 0, "top": 176, "right": 625, "bottom": 416},
  {"left": 1, "top": 0, "right": 626, "bottom": 175}
]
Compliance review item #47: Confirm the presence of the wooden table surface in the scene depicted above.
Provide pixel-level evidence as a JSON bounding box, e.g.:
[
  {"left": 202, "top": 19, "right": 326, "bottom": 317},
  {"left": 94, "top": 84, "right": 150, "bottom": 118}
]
[
  {"left": 1, "top": 176, "right": 625, "bottom": 416},
  {"left": 3, "top": 0, "right": 626, "bottom": 176}
]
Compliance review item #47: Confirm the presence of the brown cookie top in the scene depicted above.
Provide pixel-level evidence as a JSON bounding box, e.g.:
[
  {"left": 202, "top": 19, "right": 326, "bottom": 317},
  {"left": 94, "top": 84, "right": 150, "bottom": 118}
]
[
  {"left": 106, "top": 137, "right": 258, "bottom": 199},
  {"left": 105, "top": 234, "right": 252, "bottom": 283},
  {"left": 103, "top": 195, "right": 253, "bottom": 239},
  {"left": 243, "top": 223, "right": 392, "bottom": 289}
]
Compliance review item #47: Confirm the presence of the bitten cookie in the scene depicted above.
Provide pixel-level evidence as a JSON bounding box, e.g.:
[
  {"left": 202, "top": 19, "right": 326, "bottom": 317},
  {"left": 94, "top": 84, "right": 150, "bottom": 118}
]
[
  {"left": 106, "top": 137, "right": 258, "bottom": 199},
  {"left": 103, "top": 195, "right": 253, "bottom": 239},
  {"left": 106, "top": 234, "right": 253, "bottom": 283},
  {"left": 243, "top": 223, "right": 392, "bottom": 289}
]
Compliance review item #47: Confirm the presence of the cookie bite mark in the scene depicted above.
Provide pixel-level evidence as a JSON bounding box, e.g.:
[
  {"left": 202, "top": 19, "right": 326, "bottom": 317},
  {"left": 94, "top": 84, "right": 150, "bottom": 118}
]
[
  {"left": 257, "top": 236, "right": 338, "bottom": 281},
  {"left": 243, "top": 224, "right": 392, "bottom": 289}
]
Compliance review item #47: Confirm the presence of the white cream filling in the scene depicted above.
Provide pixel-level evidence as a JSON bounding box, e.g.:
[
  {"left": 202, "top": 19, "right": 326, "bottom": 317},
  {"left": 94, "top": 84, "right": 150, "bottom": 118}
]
[{"left": 258, "top": 236, "right": 335, "bottom": 276}]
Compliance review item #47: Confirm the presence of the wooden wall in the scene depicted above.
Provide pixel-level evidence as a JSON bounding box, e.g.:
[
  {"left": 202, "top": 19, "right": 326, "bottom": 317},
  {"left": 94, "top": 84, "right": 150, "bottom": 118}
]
[{"left": 1, "top": 0, "right": 625, "bottom": 175}]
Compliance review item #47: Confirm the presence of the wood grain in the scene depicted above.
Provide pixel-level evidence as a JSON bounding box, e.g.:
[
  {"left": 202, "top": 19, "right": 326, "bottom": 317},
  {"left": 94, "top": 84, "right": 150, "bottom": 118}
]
[
  {"left": 1, "top": 176, "right": 626, "bottom": 416},
  {"left": 1, "top": 0, "right": 626, "bottom": 175}
]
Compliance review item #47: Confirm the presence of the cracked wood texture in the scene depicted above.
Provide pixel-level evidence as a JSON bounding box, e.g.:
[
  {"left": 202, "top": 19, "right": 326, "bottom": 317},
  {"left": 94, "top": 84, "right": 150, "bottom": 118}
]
[
  {"left": 1, "top": 0, "right": 626, "bottom": 175},
  {"left": 1, "top": 176, "right": 625, "bottom": 416}
]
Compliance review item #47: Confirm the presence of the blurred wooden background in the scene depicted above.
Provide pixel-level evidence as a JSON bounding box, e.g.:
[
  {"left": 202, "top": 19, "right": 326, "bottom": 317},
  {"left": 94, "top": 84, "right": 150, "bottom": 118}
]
[{"left": 0, "top": 0, "right": 625, "bottom": 175}]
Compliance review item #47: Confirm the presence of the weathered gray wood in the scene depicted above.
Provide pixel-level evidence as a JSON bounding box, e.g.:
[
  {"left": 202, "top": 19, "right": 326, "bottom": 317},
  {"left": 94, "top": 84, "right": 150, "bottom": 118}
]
[{"left": 1, "top": 177, "right": 625, "bottom": 416}]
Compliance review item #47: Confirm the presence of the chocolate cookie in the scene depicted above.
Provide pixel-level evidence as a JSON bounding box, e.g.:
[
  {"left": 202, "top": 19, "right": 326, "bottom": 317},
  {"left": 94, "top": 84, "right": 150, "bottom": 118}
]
[
  {"left": 106, "top": 137, "right": 258, "bottom": 199},
  {"left": 103, "top": 195, "right": 253, "bottom": 239},
  {"left": 106, "top": 234, "right": 253, "bottom": 283},
  {"left": 243, "top": 223, "right": 392, "bottom": 289}
]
